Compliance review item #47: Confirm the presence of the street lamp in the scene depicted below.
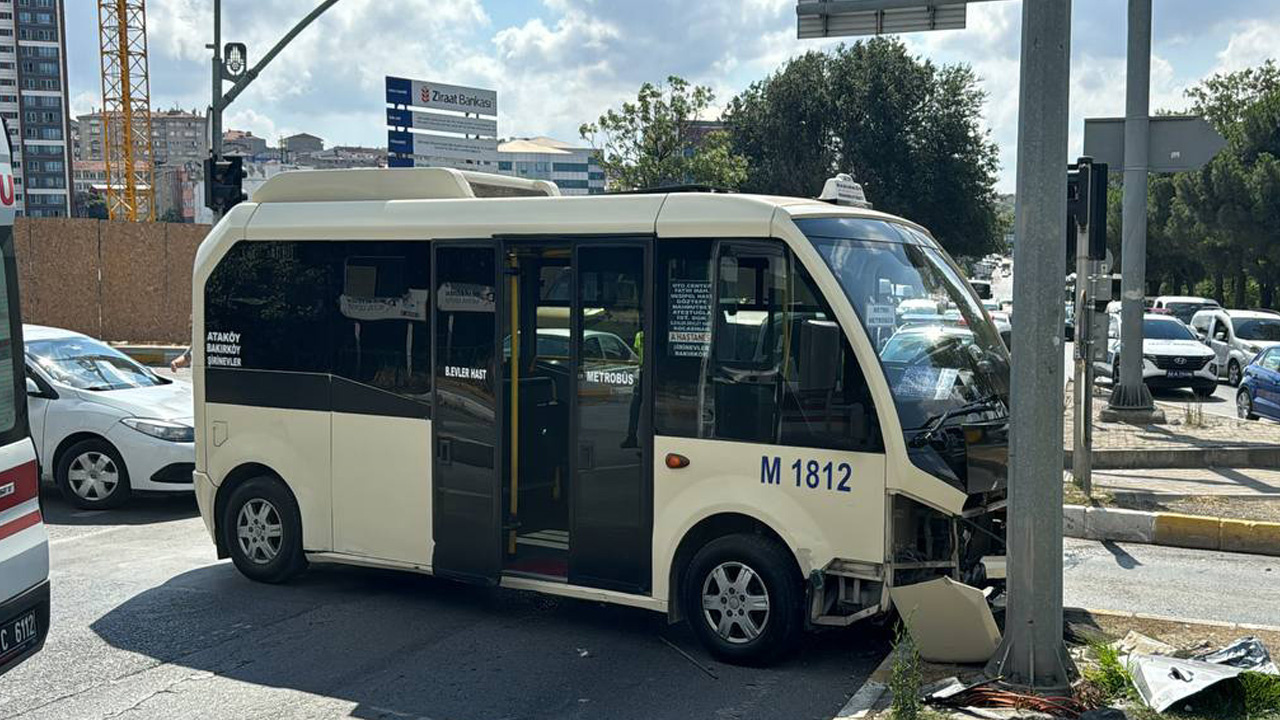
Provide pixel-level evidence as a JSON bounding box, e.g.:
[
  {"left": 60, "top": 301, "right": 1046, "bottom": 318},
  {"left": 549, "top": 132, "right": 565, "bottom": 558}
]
[{"left": 796, "top": 0, "right": 1075, "bottom": 692}]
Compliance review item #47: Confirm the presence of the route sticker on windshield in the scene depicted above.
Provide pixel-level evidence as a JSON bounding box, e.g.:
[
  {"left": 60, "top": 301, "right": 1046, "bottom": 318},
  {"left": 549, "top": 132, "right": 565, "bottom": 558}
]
[
  {"left": 865, "top": 304, "right": 896, "bottom": 327},
  {"left": 206, "top": 330, "right": 242, "bottom": 368}
]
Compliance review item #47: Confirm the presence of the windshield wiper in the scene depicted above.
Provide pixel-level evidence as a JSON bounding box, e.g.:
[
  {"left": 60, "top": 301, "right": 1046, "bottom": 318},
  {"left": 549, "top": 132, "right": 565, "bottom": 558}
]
[{"left": 909, "top": 394, "right": 1006, "bottom": 448}]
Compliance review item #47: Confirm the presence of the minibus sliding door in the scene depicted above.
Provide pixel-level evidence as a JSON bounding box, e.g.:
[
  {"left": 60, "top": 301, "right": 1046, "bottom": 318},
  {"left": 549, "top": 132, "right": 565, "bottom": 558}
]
[
  {"left": 431, "top": 242, "right": 503, "bottom": 585},
  {"left": 568, "top": 240, "right": 652, "bottom": 593}
]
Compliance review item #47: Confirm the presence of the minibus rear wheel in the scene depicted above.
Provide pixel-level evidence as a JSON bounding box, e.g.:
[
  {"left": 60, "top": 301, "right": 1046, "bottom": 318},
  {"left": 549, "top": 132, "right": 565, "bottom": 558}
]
[
  {"left": 222, "top": 475, "right": 307, "bottom": 583},
  {"left": 682, "top": 534, "right": 802, "bottom": 665}
]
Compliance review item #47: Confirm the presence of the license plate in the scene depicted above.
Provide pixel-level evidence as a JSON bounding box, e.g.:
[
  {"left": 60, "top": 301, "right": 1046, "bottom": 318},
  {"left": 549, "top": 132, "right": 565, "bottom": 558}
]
[
  {"left": 1167, "top": 370, "right": 1193, "bottom": 378},
  {"left": 0, "top": 609, "right": 38, "bottom": 661}
]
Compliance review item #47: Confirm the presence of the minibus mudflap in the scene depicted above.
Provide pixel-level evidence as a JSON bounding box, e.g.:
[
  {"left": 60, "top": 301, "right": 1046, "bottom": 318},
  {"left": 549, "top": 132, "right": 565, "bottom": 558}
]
[{"left": 888, "top": 577, "right": 1000, "bottom": 663}]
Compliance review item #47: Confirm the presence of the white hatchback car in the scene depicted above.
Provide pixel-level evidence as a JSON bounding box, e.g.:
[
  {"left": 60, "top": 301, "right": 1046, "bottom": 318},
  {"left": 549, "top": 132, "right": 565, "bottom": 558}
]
[{"left": 23, "top": 325, "right": 194, "bottom": 509}]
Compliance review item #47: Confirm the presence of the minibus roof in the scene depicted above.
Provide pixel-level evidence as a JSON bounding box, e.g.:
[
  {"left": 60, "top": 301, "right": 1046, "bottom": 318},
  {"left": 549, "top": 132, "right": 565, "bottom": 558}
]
[{"left": 239, "top": 167, "right": 929, "bottom": 240}]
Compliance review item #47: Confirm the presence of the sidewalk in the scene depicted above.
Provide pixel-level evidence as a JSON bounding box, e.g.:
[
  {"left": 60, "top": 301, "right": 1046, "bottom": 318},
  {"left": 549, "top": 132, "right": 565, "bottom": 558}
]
[
  {"left": 1064, "top": 382, "right": 1280, "bottom": 468},
  {"left": 1085, "top": 467, "right": 1280, "bottom": 497}
]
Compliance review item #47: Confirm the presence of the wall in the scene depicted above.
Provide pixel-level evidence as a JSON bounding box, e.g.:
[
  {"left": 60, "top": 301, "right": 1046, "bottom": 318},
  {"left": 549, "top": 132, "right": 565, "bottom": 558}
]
[{"left": 13, "top": 217, "right": 210, "bottom": 344}]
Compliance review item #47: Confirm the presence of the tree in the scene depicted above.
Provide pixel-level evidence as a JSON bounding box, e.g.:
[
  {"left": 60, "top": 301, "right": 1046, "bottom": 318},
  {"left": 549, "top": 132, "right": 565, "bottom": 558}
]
[
  {"left": 580, "top": 76, "right": 747, "bottom": 191},
  {"left": 724, "top": 37, "right": 1002, "bottom": 258},
  {"left": 723, "top": 51, "right": 838, "bottom": 198}
]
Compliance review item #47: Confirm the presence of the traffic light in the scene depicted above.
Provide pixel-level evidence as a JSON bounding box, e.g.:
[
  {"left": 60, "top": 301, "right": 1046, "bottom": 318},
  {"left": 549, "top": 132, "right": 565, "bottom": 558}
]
[
  {"left": 1066, "top": 157, "right": 1108, "bottom": 262},
  {"left": 204, "top": 156, "right": 248, "bottom": 214}
]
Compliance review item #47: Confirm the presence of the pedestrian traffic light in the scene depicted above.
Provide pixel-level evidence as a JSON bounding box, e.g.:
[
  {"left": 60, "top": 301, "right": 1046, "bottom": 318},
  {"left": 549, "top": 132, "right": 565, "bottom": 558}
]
[{"left": 204, "top": 156, "right": 248, "bottom": 214}]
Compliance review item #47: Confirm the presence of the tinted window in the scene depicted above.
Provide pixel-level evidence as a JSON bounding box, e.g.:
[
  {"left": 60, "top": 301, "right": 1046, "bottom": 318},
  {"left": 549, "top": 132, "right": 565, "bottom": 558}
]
[
  {"left": 1143, "top": 318, "right": 1196, "bottom": 340},
  {"left": 1235, "top": 318, "right": 1280, "bottom": 342},
  {"left": 332, "top": 247, "right": 431, "bottom": 400},
  {"left": 205, "top": 240, "right": 432, "bottom": 401},
  {"left": 654, "top": 238, "right": 880, "bottom": 452}
]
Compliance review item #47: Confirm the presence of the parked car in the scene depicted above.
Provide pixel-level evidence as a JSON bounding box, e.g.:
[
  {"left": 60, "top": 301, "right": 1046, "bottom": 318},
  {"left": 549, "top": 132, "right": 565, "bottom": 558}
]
[
  {"left": 1237, "top": 347, "right": 1280, "bottom": 421},
  {"left": 1098, "top": 313, "right": 1217, "bottom": 397},
  {"left": 1150, "top": 295, "right": 1220, "bottom": 324},
  {"left": 24, "top": 325, "right": 194, "bottom": 509},
  {"left": 1188, "top": 309, "right": 1280, "bottom": 386}
]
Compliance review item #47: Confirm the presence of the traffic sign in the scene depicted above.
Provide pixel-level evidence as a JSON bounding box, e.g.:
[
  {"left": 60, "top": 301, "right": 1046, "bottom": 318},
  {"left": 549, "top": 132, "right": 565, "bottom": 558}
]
[
  {"left": 387, "top": 130, "right": 498, "bottom": 164},
  {"left": 386, "top": 108, "right": 497, "bottom": 138},
  {"left": 385, "top": 76, "right": 497, "bottom": 116},
  {"left": 1083, "top": 116, "right": 1226, "bottom": 173}
]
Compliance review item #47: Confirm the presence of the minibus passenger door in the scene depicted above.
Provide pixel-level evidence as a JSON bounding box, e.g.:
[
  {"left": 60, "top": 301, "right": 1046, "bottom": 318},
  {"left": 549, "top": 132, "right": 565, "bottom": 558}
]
[{"left": 431, "top": 244, "right": 503, "bottom": 584}]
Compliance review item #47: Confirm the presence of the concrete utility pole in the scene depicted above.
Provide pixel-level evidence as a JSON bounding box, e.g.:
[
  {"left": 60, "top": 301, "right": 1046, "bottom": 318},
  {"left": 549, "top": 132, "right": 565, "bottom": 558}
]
[
  {"left": 985, "top": 0, "right": 1075, "bottom": 691},
  {"left": 1105, "top": 0, "right": 1164, "bottom": 423}
]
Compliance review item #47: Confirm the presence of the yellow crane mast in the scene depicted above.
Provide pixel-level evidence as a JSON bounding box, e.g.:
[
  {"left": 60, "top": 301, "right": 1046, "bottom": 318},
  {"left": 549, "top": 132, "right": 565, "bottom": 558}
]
[{"left": 97, "top": 0, "right": 156, "bottom": 221}]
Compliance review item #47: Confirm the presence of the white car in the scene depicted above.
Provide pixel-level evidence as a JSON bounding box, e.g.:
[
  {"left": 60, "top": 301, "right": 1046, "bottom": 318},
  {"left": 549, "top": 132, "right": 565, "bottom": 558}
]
[
  {"left": 1150, "top": 295, "right": 1219, "bottom": 325},
  {"left": 24, "top": 325, "right": 194, "bottom": 509},
  {"left": 1098, "top": 313, "right": 1217, "bottom": 397},
  {"left": 1189, "top": 309, "right": 1280, "bottom": 387}
]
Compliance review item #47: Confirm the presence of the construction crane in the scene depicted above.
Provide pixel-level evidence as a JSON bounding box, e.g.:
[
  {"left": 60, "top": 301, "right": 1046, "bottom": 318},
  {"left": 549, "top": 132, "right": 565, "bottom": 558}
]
[{"left": 98, "top": 0, "right": 156, "bottom": 222}]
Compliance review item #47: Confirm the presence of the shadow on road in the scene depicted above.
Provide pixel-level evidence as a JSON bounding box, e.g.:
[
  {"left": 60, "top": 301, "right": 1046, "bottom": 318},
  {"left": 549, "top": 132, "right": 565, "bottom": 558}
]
[
  {"left": 39, "top": 491, "right": 200, "bottom": 527},
  {"left": 90, "top": 562, "right": 888, "bottom": 719},
  {"left": 1101, "top": 540, "right": 1143, "bottom": 569}
]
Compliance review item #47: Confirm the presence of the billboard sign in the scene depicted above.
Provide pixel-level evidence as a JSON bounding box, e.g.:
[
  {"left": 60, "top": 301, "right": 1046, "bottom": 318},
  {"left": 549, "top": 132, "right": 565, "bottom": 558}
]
[
  {"left": 385, "top": 76, "right": 497, "bottom": 117},
  {"left": 386, "top": 108, "right": 497, "bottom": 138},
  {"left": 387, "top": 130, "right": 498, "bottom": 164}
]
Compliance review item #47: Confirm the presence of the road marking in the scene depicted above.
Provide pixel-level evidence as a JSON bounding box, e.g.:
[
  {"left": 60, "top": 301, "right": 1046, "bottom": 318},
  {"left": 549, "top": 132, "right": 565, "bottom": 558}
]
[{"left": 49, "top": 525, "right": 130, "bottom": 546}]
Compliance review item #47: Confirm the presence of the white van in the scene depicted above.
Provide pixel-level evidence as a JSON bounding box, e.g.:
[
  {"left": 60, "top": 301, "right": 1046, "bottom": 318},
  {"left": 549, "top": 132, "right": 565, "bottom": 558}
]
[
  {"left": 190, "top": 168, "right": 1009, "bottom": 664},
  {"left": 1190, "top": 308, "right": 1280, "bottom": 386}
]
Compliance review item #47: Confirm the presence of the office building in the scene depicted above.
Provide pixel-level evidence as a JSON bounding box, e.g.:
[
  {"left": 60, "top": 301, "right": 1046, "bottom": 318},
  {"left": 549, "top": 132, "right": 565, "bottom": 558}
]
[{"left": 495, "top": 137, "right": 604, "bottom": 196}]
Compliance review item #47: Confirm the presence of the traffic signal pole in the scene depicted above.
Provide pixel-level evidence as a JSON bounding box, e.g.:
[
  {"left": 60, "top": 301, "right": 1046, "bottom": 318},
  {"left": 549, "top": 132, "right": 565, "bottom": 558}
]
[
  {"left": 206, "top": 0, "right": 340, "bottom": 217},
  {"left": 1105, "top": 0, "right": 1165, "bottom": 423}
]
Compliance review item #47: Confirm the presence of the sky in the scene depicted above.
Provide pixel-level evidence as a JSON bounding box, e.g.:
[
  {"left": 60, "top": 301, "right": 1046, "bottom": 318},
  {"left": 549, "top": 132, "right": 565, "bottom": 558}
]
[{"left": 65, "top": 0, "right": 1280, "bottom": 193}]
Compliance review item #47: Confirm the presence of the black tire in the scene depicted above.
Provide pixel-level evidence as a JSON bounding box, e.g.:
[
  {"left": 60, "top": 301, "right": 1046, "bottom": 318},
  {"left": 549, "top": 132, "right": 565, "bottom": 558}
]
[
  {"left": 222, "top": 476, "right": 307, "bottom": 583},
  {"left": 682, "top": 534, "right": 803, "bottom": 666},
  {"left": 1228, "top": 360, "right": 1242, "bottom": 387},
  {"left": 55, "top": 438, "right": 131, "bottom": 510},
  {"left": 1238, "top": 390, "right": 1259, "bottom": 421}
]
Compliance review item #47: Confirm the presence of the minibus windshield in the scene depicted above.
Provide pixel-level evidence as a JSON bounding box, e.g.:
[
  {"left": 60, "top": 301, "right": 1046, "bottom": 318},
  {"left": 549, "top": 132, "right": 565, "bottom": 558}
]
[{"left": 798, "top": 217, "right": 1010, "bottom": 454}]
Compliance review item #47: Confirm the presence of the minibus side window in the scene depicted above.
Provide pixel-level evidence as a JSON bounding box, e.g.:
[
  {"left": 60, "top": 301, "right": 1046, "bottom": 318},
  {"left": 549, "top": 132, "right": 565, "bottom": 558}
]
[
  {"left": 778, "top": 264, "right": 882, "bottom": 452},
  {"left": 654, "top": 238, "right": 881, "bottom": 453}
]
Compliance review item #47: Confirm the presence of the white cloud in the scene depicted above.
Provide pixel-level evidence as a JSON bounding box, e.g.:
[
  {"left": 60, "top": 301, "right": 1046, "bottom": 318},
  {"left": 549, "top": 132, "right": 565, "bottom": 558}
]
[{"left": 1212, "top": 20, "right": 1280, "bottom": 75}]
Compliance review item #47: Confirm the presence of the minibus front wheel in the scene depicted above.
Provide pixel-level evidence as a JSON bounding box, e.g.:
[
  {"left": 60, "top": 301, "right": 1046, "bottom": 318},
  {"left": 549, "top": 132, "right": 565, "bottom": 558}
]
[
  {"left": 221, "top": 475, "right": 307, "bottom": 583},
  {"left": 682, "top": 534, "right": 803, "bottom": 665}
]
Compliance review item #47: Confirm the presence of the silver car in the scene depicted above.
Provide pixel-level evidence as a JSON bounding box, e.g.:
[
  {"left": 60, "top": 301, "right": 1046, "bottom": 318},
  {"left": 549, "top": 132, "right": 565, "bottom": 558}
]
[{"left": 1189, "top": 309, "right": 1280, "bottom": 386}]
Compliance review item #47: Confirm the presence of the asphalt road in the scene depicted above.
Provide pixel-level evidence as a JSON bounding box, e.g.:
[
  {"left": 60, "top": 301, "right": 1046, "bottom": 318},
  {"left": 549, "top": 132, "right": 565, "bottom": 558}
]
[
  {"left": 0, "top": 495, "right": 888, "bottom": 720},
  {"left": 1062, "top": 537, "right": 1280, "bottom": 626}
]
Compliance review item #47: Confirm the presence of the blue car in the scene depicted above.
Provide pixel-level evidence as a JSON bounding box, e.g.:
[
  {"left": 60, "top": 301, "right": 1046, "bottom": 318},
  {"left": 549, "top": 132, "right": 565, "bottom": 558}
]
[{"left": 1238, "top": 347, "right": 1280, "bottom": 420}]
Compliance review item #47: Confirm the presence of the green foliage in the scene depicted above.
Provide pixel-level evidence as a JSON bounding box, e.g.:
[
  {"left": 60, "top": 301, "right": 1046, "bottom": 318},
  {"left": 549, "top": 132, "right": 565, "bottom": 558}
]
[
  {"left": 889, "top": 619, "right": 923, "bottom": 720},
  {"left": 1240, "top": 671, "right": 1280, "bottom": 717},
  {"left": 579, "top": 76, "right": 747, "bottom": 191},
  {"left": 1082, "top": 639, "right": 1137, "bottom": 702},
  {"left": 1102, "top": 61, "right": 1280, "bottom": 309},
  {"left": 723, "top": 37, "right": 1003, "bottom": 258}
]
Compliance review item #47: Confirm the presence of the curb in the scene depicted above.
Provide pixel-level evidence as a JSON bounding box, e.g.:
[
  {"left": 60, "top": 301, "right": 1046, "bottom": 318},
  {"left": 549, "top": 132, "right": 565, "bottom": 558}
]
[
  {"left": 1064, "top": 446, "right": 1280, "bottom": 470},
  {"left": 1064, "top": 504, "right": 1280, "bottom": 556},
  {"left": 1067, "top": 606, "right": 1280, "bottom": 635}
]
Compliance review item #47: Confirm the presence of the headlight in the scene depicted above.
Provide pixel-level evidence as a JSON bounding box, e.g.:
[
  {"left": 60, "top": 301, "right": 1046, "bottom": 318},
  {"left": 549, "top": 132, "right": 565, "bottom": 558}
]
[
  {"left": 121, "top": 417, "right": 194, "bottom": 443},
  {"left": 1142, "top": 354, "right": 1156, "bottom": 364}
]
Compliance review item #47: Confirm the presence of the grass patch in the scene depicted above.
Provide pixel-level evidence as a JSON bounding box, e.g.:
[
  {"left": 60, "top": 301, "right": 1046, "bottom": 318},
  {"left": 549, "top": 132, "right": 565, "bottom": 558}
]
[
  {"left": 1081, "top": 639, "right": 1138, "bottom": 703},
  {"left": 888, "top": 619, "right": 923, "bottom": 720}
]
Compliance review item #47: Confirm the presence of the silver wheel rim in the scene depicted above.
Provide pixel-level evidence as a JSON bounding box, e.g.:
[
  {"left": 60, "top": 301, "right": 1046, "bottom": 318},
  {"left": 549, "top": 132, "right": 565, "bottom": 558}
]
[
  {"left": 67, "top": 451, "right": 119, "bottom": 501},
  {"left": 236, "top": 498, "right": 284, "bottom": 564},
  {"left": 701, "top": 561, "right": 770, "bottom": 645},
  {"left": 1230, "top": 363, "right": 1241, "bottom": 385},
  {"left": 1239, "top": 392, "right": 1251, "bottom": 418}
]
